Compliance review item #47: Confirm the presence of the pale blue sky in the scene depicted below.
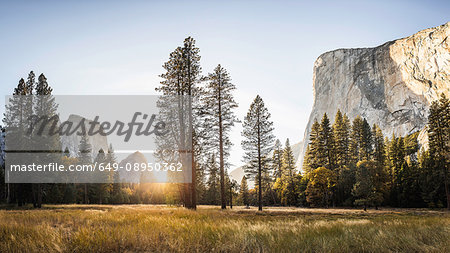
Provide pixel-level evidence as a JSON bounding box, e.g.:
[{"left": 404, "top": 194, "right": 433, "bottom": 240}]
[{"left": 1, "top": 0, "right": 449, "bottom": 168}]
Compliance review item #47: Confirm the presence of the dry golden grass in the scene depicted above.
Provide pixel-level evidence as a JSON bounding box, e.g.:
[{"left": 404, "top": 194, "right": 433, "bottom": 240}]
[{"left": 0, "top": 205, "right": 449, "bottom": 252}]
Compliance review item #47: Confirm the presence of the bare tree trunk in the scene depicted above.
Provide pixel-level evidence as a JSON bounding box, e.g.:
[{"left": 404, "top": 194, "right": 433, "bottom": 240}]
[
  {"left": 84, "top": 184, "right": 88, "bottom": 204},
  {"left": 257, "top": 112, "right": 262, "bottom": 212},
  {"left": 31, "top": 184, "right": 42, "bottom": 208},
  {"left": 229, "top": 185, "right": 233, "bottom": 209},
  {"left": 177, "top": 86, "right": 189, "bottom": 208},
  {"left": 177, "top": 184, "right": 184, "bottom": 207},
  {"left": 218, "top": 84, "right": 226, "bottom": 210},
  {"left": 445, "top": 178, "right": 449, "bottom": 211},
  {"left": 7, "top": 183, "right": 10, "bottom": 204},
  {"left": 32, "top": 184, "right": 37, "bottom": 208},
  {"left": 189, "top": 103, "right": 196, "bottom": 210},
  {"left": 191, "top": 156, "right": 196, "bottom": 210},
  {"left": 445, "top": 158, "right": 450, "bottom": 211},
  {"left": 37, "top": 184, "right": 42, "bottom": 208},
  {"left": 36, "top": 184, "right": 40, "bottom": 208},
  {"left": 4, "top": 170, "right": 7, "bottom": 203},
  {"left": 183, "top": 183, "right": 189, "bottom": 208},
  {"left": 187, "top": 58, "right": 196, "bottom": 210}
]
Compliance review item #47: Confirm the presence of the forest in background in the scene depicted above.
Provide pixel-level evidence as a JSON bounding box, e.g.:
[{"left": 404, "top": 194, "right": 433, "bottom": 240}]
[{"left": 0, "top": 37, "right": 448, "bottom": 211}]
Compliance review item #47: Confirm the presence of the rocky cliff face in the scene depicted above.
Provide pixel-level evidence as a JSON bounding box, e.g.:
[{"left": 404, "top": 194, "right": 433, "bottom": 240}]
[{"left": 300, "top": 22, "right": 450, "bottom": 168}]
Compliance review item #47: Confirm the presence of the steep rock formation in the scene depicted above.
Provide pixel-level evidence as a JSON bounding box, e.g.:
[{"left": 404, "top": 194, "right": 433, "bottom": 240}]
[{"left": 300, "top": 22, "right": 450, "bottom": 168}]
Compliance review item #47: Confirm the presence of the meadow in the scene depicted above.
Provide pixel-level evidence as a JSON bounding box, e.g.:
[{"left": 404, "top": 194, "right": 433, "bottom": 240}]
[{"left": 0, "top": 205, "right": 449, "bottom": 252}]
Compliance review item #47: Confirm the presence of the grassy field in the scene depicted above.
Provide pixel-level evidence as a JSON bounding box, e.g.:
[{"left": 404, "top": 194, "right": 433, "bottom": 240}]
[{"left": 0, "top": 205, "right": 449, "bottom": 252}]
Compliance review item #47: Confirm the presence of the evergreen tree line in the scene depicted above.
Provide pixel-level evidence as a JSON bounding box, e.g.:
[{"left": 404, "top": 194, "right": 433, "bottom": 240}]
[
  {"left": 1, "top": 71, "right": 58, "bottom": 207},
  {"left": 262, "top": 103, "right": 448, "bottom": 210},
  {"left": 1, "top": 36, "right": 448, "bottom": 211},
  {"left": 0, "top": 36, "right": 244, "bottom": 209},
  {"left": 236, "top": 99, "right": 449, "bottom": 210},
  {"left": 0, "top": 71, "right": 140, "bottom": 206}
]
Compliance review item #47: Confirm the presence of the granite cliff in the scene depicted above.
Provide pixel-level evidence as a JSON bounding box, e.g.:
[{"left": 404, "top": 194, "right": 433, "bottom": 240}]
[{"left": 300, "top": 22, "right": 450, "bottom": 168}]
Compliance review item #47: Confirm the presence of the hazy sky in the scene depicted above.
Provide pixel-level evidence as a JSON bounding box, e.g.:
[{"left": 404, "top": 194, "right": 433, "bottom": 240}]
[{"left": 1, "top": 0, "right": 449, "bottom": 169}]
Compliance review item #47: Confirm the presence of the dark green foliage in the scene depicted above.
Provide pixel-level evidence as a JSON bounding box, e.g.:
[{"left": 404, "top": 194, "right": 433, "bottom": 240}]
[
  {"left": 239, "top": 176, "right": 249, "bottom": 206},
  {"left": 90, "top": 149, "right": 111, "bottom": 204},
  {"left": 63, "top": 184, "right": 77, "bottom": 204},
  {"left": 418, "top": 150, "right": 445, "bottom": 207},
  {"left": 352, "top": 160, "right": 386, "bottom": 210},
  {"left": 318, "top": 113, "right": 334, "bottom": 169},
  {"left": 372, "top": 125, "right": 385, "bottom": 168},
  {"left": 427, "top": 94, "right": 450, "bottom": 209},
  {"left": 78, "top": 134, "right": 92, "bottom": 204},
  {"left": 300, "top": 107, "right": 449, "bottom": 209},
  {"left": 350, "top": 116, "right": 372, "bottom": 163},
  {"left": 336, "top": 165, "right": 356, "bottom": 206},
  {"left": 205, "top": 155, "right": 220, "bottom": 205},
  {"left": 333, "top": 110, "right": 350, "bottom": 169},
  {"left": 303, "top": 120, "right": 321, "bottom": 174}
]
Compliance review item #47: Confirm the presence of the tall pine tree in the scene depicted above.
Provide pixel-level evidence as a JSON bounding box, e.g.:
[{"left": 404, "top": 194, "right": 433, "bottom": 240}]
[
  {"left": 332, "top": 110, "right": 350, "bottom": 168},
  {"left": 271, "top": 139, "right": 283, "bottom": 180},
  {"left": 78, "top": 134, "right": 92, "bottom": 204},
  {"left": 205, "top": 154, "right": 220, "bottom": 205},
  {"left": 156, "top": 37, "right": 202, "bottom": 209},
  {"left": 241, "top": 95, "right": 274, "bottom": 211},
  {"left": 32, "top": 73, "right": 60, "bottom": 208},
  {"left": 318, "top": 113, "right": 334, "bottom": 169},
  {"left": 350, "top": 116, "right": 372, "bottom": 163},
  {"left": 239, "top": 176, "right": 249, "bottom": 206},
  {"left": 428, "top": 94, "right": 450, "bottom": 210},
  {"left": 303, "top": 120, "right": 321, "bottom": 174},
  {"left": 3, "top": 72, "right": 35, "bottom": 206},
  {"left": 202, "top": 64, "right": 238, "bottom": 209}
]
